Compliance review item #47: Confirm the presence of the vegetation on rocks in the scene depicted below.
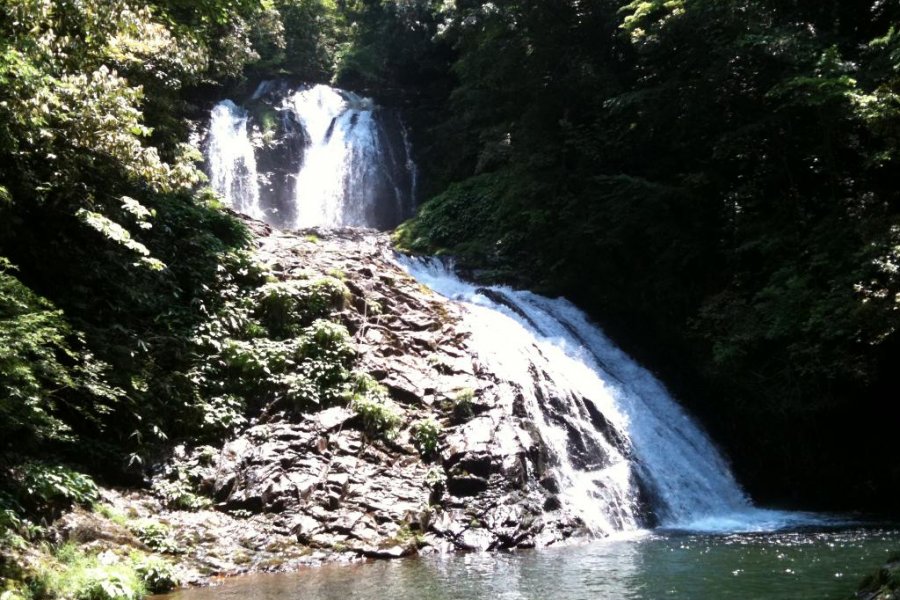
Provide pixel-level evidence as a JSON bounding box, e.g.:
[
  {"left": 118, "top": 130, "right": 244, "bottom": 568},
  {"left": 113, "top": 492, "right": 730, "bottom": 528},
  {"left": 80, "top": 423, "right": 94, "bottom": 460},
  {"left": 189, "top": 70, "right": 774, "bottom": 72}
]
[
  {"left": 348, "top": 373, "right": 403, "bottom": 441},
  {"left": 0, "top": 0, "right": 426, "bottom": 594},
  {"left": 412, "top": 418, "right": 442, "bottom": 458}
]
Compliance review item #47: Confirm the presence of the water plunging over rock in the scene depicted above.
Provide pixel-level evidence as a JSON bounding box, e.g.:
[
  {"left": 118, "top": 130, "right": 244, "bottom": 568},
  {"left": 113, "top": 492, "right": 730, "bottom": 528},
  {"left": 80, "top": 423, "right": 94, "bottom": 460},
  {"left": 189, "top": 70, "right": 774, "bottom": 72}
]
[
  {"left": 398, "top": 257, "right": 760, "bottom": 534},
  {"left": 207, "top": 100, "right": 264, "bottom": 221},
  {"left": 205, "top": 82, "right": 417, "bottom": 230},
  {"left": 79, "top": 222, "right": 824, "bottom": 585}
]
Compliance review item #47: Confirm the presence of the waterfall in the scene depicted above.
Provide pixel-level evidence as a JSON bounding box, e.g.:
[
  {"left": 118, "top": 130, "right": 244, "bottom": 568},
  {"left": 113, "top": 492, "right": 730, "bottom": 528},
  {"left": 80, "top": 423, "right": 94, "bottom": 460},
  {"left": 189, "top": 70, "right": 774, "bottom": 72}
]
[
  {"left": 206, "top": 81, "right": 821, "bottom": 538},
  {"left": 205, "top": 83, "right": 416, "bottom": 230},
  {"left": 399, "top": 257, "right": 816, "bottom": 534},
  {"left": 206, "top": 100, "right": 264, "bottom": 221}
]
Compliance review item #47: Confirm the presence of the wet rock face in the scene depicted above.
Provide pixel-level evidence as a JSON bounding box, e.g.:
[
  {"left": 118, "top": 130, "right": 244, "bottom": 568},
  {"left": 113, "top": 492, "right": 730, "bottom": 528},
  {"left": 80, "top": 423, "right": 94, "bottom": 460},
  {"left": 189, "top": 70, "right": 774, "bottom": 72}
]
[{"left": 142, "top": 223, "right": 585, "bottom": 580}]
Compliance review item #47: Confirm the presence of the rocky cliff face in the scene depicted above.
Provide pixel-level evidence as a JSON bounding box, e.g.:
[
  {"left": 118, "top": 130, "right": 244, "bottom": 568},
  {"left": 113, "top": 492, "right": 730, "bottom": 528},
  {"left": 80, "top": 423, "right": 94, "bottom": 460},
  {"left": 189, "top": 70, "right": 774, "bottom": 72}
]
[{"left": 92, "top": 223, "right": 584, "bottom": 583}]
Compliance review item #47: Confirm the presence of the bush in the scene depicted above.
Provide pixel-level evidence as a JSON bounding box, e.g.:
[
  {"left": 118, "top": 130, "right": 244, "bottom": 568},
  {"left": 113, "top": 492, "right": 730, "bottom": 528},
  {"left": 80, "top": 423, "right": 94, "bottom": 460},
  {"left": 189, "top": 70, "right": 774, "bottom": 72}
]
[
  {"left": 16, "top": 463, "right": 99, "bottom": 516},
  {"left": 347, "top": 374, "right": 402, "bottom": 440},
  {"left": 150, "top": 461, "right": 212, "bottom": 512},
  {"left": 0, "top": 259, "right": 122, "bottom": 453},
  {"left": 255, "top": 277, "right": 349, "bottom": 339},
  {"left": 35, "top": 545, "right": 145, "bottom": 600},
  {"left": 74, "top": 569, "right": 143, "bottom": 600},
  {"left": 151, "top": 478, "right": 211, "bottom": 512},
  {"left": 412, "top": 418, "right": 442, "bottom": 457},
  {"left": 129, "top": 522, "right": 182, "bottom": 555},
  {"left": 134, "top": 557, "right": 179, "bottom": 594}
]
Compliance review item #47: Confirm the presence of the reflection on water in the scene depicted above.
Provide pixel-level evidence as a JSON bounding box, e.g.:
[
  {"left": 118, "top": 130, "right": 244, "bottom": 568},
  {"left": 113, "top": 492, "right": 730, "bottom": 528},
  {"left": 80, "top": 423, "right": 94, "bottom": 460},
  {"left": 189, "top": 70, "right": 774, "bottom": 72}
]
[{"left": 161, "top": 528, "right": 899, "bottom": 600}]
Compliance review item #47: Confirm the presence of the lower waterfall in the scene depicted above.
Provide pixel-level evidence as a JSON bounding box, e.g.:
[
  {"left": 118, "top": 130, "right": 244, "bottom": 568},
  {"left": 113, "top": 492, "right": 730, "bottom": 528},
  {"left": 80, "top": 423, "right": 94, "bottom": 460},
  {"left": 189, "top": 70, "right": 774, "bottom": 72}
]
[{"left": 399, "top": 257, "right": 819, "bottom": 534}]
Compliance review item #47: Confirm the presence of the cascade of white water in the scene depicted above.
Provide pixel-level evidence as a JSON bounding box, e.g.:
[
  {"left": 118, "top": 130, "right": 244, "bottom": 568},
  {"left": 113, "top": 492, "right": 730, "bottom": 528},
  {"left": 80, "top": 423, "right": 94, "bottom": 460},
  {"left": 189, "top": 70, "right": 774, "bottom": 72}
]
[
  {"left": 205, "top": 83, "right": 416, "bottom": 229},
  {"left": 506, "top": 291, "right": 751, "bottom": 525},
  {"left": 398, "top": 257, "right": 820, "bottom": 534},
  {"left": 400, "top": 121, "right": 419, "bottom": 207},
  {"left": 290, "top": 85, "right": 387, "bottom": 228},
  {"left": 462, "top": 292, "right": 641, "bottom": 535},
  {"left": 206, "top": 100, "right": 264, "bottom": 221}
]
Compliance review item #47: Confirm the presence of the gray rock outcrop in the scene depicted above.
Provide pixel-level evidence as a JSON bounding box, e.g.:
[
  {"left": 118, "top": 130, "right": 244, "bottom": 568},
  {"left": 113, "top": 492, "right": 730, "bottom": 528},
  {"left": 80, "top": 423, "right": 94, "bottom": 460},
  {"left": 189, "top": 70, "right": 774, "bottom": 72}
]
[{"left": 144, "top": 223, "right": 585, "bottom": 578}]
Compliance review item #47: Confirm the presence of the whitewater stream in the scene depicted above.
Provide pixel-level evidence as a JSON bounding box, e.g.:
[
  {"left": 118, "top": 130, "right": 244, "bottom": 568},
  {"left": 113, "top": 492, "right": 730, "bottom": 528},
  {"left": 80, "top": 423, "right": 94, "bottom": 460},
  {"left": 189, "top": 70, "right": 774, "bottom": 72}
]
[{"left": 197, "top": 83, "right": 897, "bottom": 599}]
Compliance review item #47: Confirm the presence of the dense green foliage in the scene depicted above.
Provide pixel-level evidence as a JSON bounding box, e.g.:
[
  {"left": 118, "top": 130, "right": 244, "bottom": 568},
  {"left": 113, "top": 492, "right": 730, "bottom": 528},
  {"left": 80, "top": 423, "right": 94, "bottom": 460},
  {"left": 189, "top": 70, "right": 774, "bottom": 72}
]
[
  {"left": 0, "top": 0, "right": 393, "bottom": 555},
  {"left": 0, "top": 0, "right": 268, "bottom": 458},
  {"left": 396, "top": 0, "right": 900, "bottom": 510}
]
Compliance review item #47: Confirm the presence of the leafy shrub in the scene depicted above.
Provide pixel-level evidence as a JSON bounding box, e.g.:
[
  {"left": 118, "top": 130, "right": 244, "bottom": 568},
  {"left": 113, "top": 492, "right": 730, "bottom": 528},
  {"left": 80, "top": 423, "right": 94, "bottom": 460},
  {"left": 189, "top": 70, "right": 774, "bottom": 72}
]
[
  {"left": 195, "top": 394, "right": 247, "bottom": 438},
  {"left": 151, "top": 476, "right": 211, "bottom": 512},
  {"left": 134, "top": 557, "right": 179, "bottom": 593},
  {"left": 35, "top": 545, "right": 145, "bottom": 600},
  {"left": 204, "top": 318, "right": 356, "bottom": 414},
  {"left": 392, "top": 172, "right": 516, "bottom": 263},
  {"left": 0, "top": 260, "right": 122, "bottom": 452},
  {"left": 0, "top": 491, "right": 24, "bottom": 531},
  {"left": 255, "top": 277, "right": 349, "bottom": 339},
  {"left": 412, "top": 418, "right": 443, "bottom": 457},
  {"left": 75, "top": 569, "right": 143, "bottom": 600},
  {"left": 130, "top": 522, "right": 182, "bottom": 555},
  {"left": 18, "top": 463, "right": 99, "bottom": 515},
  {"left": 347, "top": 374, "right": 403, "bottom": 440},
  {"left": 150, "top": 458, "right": 212, "bottom": 511}
]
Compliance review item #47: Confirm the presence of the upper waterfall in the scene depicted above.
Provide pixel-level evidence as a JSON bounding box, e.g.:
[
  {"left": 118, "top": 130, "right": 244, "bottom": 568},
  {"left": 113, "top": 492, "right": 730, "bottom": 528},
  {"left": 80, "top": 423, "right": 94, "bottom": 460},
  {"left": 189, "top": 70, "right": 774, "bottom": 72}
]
[
  {"left": 207, "top": 100, "right": 264, "bottom": 222},
  {"left": 205, "top": 82, "right": 417, "bottom": 230}
]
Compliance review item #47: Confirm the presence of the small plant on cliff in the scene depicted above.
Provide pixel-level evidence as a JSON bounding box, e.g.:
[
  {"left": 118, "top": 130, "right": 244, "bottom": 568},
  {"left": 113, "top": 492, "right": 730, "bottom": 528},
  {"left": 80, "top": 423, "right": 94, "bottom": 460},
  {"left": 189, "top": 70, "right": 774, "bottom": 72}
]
[
  {"left": 412, "top": 418, "right": 443, "bottom": 458},
  {"left": 347, "top": 373, "right": 402, "bottom": 440},
  {"left": 255, "top": 277, "right": 350, "bottom": 339},
  {"left": 451, "top": 388, "right": 475, "bottom": 422},
  {"left": 388, "top": 523, "right": 425, "bottom": 549},
  {"left": 198, "top": 317, "right": 355, "bottom": 417}
]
